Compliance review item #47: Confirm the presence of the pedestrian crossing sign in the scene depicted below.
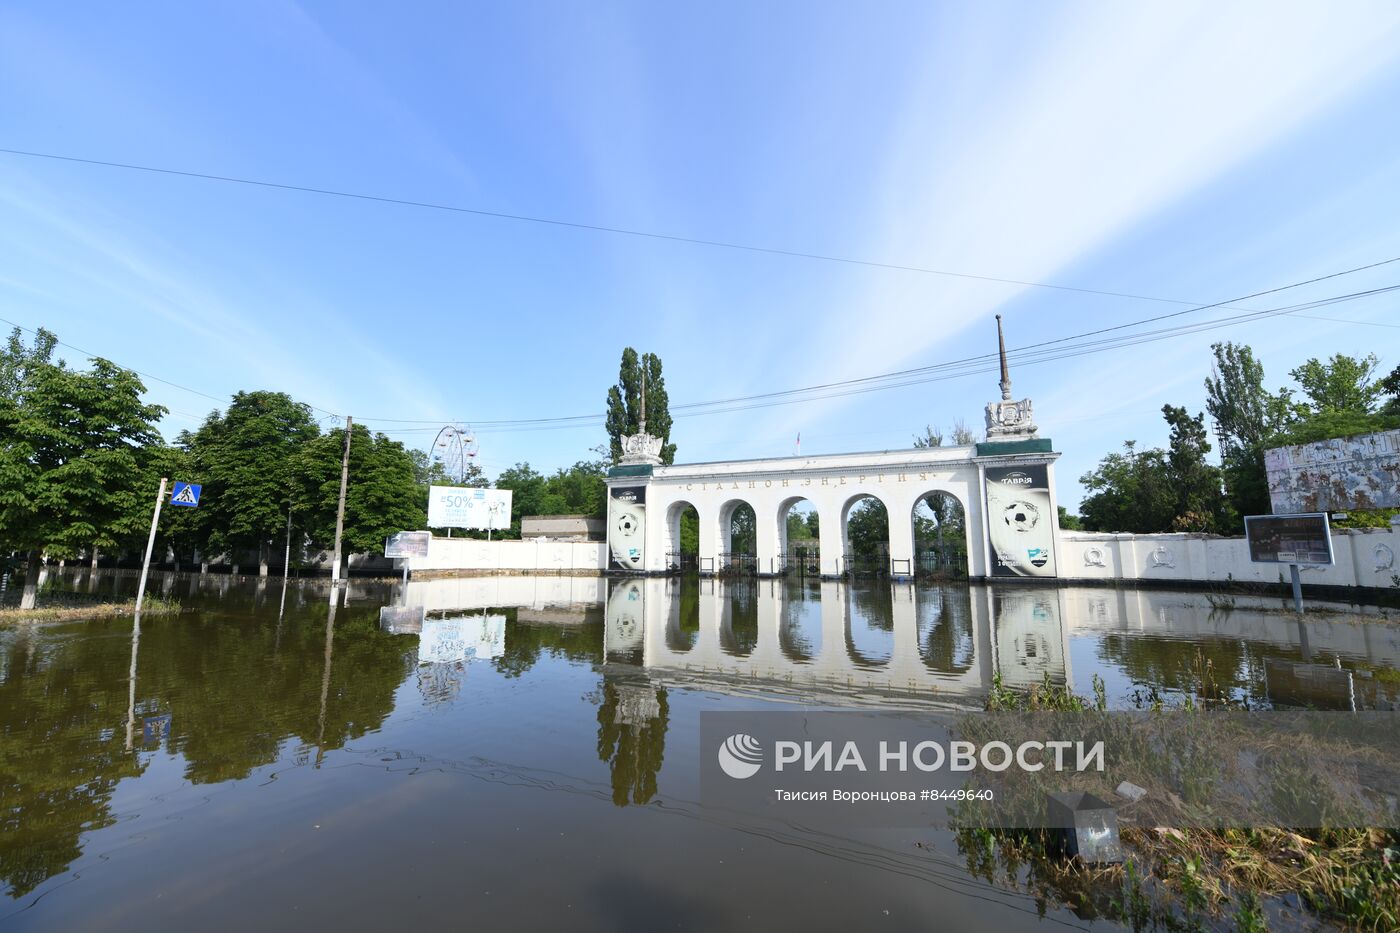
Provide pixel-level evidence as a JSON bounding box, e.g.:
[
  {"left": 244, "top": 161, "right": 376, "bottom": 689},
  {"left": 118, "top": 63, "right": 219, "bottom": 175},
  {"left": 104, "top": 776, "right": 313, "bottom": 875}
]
[{"left": 170, "top": 481, "right": 202, "bottom": 507}]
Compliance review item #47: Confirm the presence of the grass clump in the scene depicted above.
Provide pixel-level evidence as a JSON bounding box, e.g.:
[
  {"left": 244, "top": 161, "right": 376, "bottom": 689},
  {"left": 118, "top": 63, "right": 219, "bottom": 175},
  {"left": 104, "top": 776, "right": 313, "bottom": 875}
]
[
  {"left": 0, "top": 596, "right": 183, "bottom": 624},
  {"left": 948, "top": 663, "right": 1400, "bottom": 930}
]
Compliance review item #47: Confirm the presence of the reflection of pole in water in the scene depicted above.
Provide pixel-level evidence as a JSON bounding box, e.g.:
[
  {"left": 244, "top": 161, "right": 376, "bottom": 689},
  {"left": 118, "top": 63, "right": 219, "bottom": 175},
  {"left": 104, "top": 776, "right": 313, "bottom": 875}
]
[
  {"left": 1296, "top": 615, "right": 1313, "bottom": 662},
  {"left": 276, "top": 575, "right": 289, "bottom": 652},
  {"left": 316, "top": 597, "right": 337, "bottom": 767},
  {"left": 124, "top": 611, "right": 142, "bottom": 752}
]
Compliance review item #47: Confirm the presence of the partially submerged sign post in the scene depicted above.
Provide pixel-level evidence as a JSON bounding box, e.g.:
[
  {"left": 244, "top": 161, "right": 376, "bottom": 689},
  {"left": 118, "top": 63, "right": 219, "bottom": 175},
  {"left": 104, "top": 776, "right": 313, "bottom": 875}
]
[
  {"left": 385, "top": 531, "right": 431, "bottom": 585},
  {"left": 135, "top": 478, "right": 204, "bottom": 614},
  {"left": 1244, "top": 513, "right": 1334, "bottom": 614}
]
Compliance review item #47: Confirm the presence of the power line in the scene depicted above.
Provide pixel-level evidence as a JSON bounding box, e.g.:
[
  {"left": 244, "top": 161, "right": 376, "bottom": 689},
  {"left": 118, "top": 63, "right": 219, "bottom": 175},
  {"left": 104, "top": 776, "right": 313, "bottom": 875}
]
[
  {"left": 0, "top": 313, "right": 345, "bottom": 420},
  {"left": 362, "top": 283, "right": 1399, "bottom": 435},
  {"left": 353, "top": 257, "right": 1400, "bottom": 428},
  {"left": 0, "top": 145, "right": 1340, "bottom": 312}
]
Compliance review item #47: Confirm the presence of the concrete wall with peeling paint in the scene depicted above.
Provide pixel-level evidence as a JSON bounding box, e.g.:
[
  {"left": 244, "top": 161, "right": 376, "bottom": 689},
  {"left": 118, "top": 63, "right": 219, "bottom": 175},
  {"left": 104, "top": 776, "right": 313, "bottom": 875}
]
[{"left": 1265, "top": 429, "right": 1400, "bottom": 513}]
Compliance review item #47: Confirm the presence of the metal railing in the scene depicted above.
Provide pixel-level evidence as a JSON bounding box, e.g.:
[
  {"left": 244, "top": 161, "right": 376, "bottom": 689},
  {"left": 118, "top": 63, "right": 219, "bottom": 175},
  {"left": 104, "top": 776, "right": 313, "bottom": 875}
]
[
  {"left": 717, "top": 552, "right": 758, "bottom": 576},
  {"left": 665, "top": 551, "right": 699, "bottom": 573}
]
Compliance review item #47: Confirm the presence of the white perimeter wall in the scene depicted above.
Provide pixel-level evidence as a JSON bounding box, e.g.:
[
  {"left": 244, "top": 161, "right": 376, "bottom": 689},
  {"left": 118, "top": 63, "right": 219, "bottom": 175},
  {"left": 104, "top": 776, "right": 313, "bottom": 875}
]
[
  {"left": 406, "top": 536, "right": 606, "bottom": 575},
  {"left": 1059, "top": 527, "right": 1400, "bottom": 590}
]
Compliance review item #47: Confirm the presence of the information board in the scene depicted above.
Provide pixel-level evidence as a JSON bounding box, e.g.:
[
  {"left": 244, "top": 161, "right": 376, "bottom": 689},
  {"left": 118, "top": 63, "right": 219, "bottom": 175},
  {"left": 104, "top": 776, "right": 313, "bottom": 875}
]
[
  {"left": 385, "top": 530, "right": 431, "bottom": 558},
  {"left": 1244, "top": 513, "right": 1334, "bottom": 565}
]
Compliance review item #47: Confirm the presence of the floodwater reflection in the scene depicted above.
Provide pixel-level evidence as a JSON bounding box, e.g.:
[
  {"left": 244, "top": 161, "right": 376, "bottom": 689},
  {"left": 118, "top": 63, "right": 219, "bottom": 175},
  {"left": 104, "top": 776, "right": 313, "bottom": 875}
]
[{"left": 2, "top": 569, "right": 1399, "bottom": 928}]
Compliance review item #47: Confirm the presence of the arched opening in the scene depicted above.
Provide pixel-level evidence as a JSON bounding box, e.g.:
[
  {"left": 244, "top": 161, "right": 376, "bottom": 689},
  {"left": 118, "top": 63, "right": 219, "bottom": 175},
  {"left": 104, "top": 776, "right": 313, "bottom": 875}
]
[
  {"left": 777, "top": 497, "right": 820, "bottom": 577},
  {"left": 719, "top": 500, "right": 756, "bottom": 576},
  {"left": 841, "top": 494, "right": 889, "bottom": 578},
  {"left": 665, "top": 501, "right": 699, "bottom": 573},
  {"left": 912, "top": 491, "right": 969, "bottom": 580}
]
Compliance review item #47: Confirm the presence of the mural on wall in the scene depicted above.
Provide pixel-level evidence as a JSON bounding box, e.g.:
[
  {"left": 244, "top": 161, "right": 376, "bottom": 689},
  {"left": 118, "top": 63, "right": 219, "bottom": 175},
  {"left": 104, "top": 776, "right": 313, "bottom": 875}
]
[
  {"left": 608, "top": 486, "right": 647, "bottom": 571},
  {"left": 984, "top": 464, "right": 1058, "bottom": 578}
]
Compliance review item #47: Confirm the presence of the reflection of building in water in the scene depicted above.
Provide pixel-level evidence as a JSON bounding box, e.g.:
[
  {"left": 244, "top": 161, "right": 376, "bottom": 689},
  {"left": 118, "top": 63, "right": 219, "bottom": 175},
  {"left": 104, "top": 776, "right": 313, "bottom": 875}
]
[
  {"left": 989, "top": 589, "right": 1068, "bottom": 690},
  {"left": 604, "top": 580, "right": 646, "bottom": 664},
  {"left": 417, "top": 661, "right": 467, "bottom": 706},
  {"left": 595, "top": 673, "right": 669, "bottom": 806},
  {"left": 604, "top": 577, "right": 1071, "bottom": 707}
]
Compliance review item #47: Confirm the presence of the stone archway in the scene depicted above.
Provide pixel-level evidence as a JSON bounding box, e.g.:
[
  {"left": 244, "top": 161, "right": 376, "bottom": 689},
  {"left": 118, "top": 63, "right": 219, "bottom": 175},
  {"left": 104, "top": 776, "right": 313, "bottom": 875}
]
[
  {"left": 911, "top": 489, "right": 969, "bottom": 579},
  {"left": 840, "top": 493, "right": 890, "bottom": 578}
]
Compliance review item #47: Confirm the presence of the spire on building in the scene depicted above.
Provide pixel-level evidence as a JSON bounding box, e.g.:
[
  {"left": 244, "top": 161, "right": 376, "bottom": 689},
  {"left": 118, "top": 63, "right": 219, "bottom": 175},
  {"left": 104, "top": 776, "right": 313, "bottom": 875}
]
[{"left": 984, "top": 315, "right": 1038, "bottom": 439}]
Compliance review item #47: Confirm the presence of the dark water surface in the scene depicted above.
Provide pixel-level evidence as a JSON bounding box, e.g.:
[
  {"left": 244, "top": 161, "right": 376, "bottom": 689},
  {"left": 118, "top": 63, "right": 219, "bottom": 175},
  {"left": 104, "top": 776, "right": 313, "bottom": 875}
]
[{"left": 3, "top": 571, "right": 1398, "bottom": 931}]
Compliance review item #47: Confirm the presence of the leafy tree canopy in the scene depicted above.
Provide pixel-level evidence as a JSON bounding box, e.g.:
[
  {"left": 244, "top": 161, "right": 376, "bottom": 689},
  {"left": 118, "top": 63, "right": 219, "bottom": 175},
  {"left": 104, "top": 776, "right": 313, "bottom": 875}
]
[{"left": 605, "top": 348, "right": 676, "bottom": 464}]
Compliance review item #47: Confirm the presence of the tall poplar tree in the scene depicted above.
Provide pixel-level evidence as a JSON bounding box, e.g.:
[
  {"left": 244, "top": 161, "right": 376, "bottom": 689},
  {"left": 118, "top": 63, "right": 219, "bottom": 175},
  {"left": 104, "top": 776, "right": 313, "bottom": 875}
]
[{"left": 605, "top": 348, "right": 676, "bottom": 464}]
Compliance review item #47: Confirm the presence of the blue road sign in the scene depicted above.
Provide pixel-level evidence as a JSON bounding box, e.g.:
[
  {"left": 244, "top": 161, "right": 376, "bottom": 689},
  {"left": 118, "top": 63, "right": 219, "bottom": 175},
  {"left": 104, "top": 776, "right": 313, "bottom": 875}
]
[{"left": 170, "top": 481, "right": 202, "bottom": 507}]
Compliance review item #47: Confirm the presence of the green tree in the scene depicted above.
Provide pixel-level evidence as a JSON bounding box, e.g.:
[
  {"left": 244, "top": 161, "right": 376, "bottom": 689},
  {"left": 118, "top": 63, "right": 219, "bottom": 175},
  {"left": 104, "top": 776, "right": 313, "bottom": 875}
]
[
  {"left": 1078, "top": 441, "right": 1174, "bottom": 533},
  {"left": 294, "top": 424, "right": 424, "bottom": 562},
  {"left": 1379, "top": 363, "right": 1400, "bottom": 416},
  {"left": 951, "top": 419, "right": 980, "bottom": 445},
  {"left": 1203, "top": 342, "right": 1295, "bottom": 523},
  {"left": 188, "top": 391, "right": 320, "bottom": 571},
  {"left": 1161, "top": 404, "right": 1231, "bottom": 532},
  {"left": 844, "top": 498, "right": 889, "bottom": 562},
  {"left": 786, "top": 510, "right": 810, "bottom": 542},
  {"left": 0, "top": 330, "right": 165, "bottom": 607},
  {"left": 1057, "top": 506, "right": 1083, "bottom": 531},
  {"left": 1289, "top": 352, "right": 1381, "bottom": 414},
  {"left": 605, "top": 348, "right": 677, "bottom": 464},
  {"left": 727, "top": 503, "right": 756, "bottom": 554},
  {"left": 913, "top": 425, "right": 943, "bottom": 448},
  {"left": 494, "top": 463, "right": 546, "bottom": 539}
]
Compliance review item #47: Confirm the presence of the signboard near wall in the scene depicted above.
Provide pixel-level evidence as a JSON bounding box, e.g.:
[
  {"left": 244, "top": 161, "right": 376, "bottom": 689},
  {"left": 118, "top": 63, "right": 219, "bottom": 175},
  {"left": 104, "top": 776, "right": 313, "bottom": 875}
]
[
  {"left": 984, "top": 463, "right": 1057, "bottom": 578},
  {"left": 1244, "top": 513, "right": 1334, "bottom": 565},
  {"left": 427, "top": 486, "right": 513, "bottom": 531},
  {"left": 608, "top": 486, "right": 647, "bottom": 571},
  {"left": 385, "top": 531, "right": 430, "bottom": 558},
  {"left": 1265, "top": 429, "right": 1400, "bottom": 514}
]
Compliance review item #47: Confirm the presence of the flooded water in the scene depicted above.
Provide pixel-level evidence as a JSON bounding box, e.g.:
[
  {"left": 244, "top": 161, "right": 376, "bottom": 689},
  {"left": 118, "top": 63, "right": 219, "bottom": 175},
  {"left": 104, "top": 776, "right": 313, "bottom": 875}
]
[{"left": 3, "top": 570, "right": 1398, "bottom": 931}]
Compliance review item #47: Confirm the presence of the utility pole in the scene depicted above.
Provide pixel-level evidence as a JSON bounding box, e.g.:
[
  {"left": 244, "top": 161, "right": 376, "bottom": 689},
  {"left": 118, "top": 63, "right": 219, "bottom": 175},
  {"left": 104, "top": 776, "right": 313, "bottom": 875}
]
[
  {"left": 134, "top": 478, "right": 168, "bottom": 615},
  {"left": 331, "top": 416, "right": 352, "bottom": 585},
  {"left": 283, "top": 507, "right": 294, "bottom": 578}
]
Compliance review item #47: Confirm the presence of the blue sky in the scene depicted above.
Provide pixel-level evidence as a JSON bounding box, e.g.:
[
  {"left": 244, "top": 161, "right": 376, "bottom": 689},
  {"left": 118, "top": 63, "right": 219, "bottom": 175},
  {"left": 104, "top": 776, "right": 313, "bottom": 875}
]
[{"left": 3, "top": 2, "right": 1400, "bottom": 509}]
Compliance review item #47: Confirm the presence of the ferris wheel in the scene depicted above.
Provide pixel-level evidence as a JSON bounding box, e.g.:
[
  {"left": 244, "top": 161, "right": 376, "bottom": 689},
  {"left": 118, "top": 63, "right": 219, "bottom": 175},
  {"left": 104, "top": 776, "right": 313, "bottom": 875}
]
[{"left": 429, "top": 425, "right": 479, "bottom": 483}]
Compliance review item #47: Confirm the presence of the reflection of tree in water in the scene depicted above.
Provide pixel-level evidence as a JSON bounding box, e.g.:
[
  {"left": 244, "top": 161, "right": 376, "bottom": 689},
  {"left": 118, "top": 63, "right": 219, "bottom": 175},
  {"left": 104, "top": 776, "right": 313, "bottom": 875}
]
[
  {"left": 917, "top": 585, "right": 975, "bottom": 674},
  {"left": 779, "top": 593, "right": 819, "bottom": 662},
  {"left": 164, "top": 604, "right": 409, "bottom": 783},
  {"left": 1095, "top": 634, "right": 1263, "bottom": 703},
  {"left": 0, "top": 626, "right": 144, "bottom": 897},
  {"left": 665, "top": 576, "right": 700, "bottom": 652},
  {"left": 721, "top": 581, "right": 758, "bottom": 656},
  {"left": 492, "top": 611, "right": 603, "bottom": 679},
  {"left": 595, "top": 677, "right": 669, "bottom": 806},
  {"left": 0, "top": 601, "right": 412, "bottom": 898},
  {"left": 846, "top": 584, "right": 896, "bottom": 668},
  {"left": 849, "top": 584, "right": 894, "bottom": 631}
]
